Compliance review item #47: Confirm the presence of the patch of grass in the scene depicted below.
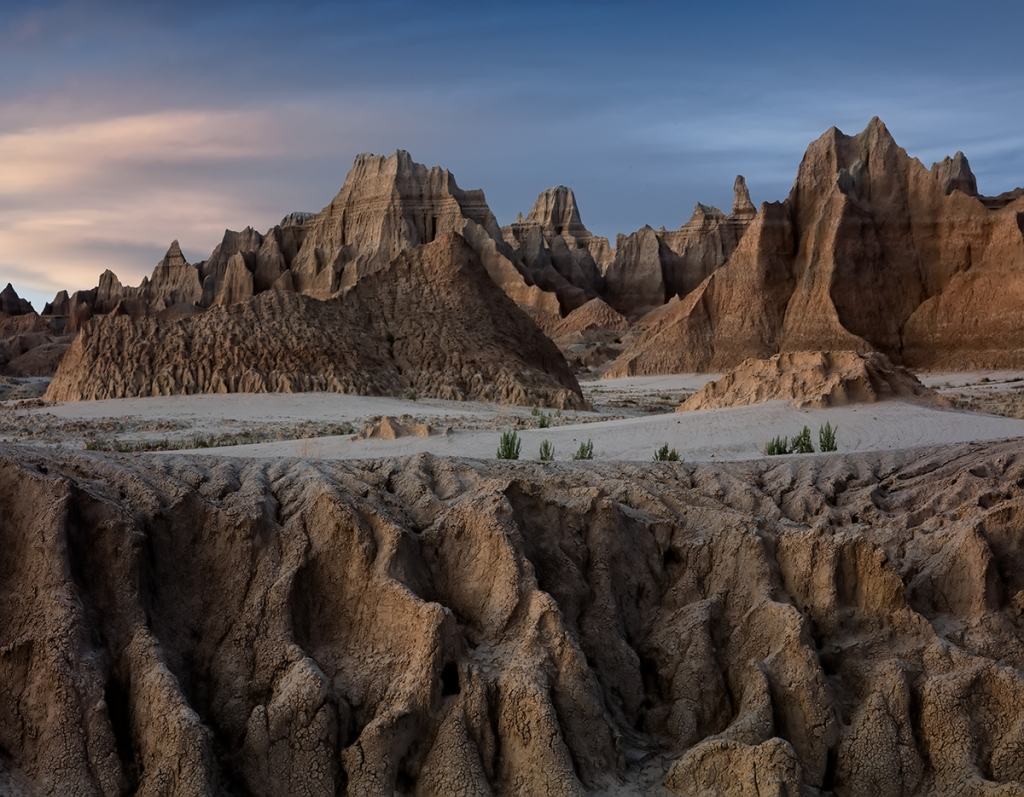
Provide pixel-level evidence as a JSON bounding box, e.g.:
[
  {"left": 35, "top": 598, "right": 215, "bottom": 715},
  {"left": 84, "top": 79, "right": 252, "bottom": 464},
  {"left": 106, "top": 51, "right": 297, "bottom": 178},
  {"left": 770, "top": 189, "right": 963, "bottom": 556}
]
[
  {"left": 531, "top": 406, "right": 540, "bottom": 416},
  {"left": 572, "top": 439, "right": 594, "bottom": 460},
  {"left": 653, "top": 443, "right": 680, "bottom": 461},
  {"left": 791, "top": 425, "right": 814, "bottom": 454},
  {"left": 539, "top": 439, "right": 555, "bottom": 461},
  {"left": 765, "top": 435, "right": 790, "bottom": 456},
  {"left": 819, "top": 422, "right": 837, "bottom": 452},
  {"left": 538, "top": 414, "right": 550, "bottom": 429},
  {"left": 497, "top": 429, "right": 521, "bottom": 460}
]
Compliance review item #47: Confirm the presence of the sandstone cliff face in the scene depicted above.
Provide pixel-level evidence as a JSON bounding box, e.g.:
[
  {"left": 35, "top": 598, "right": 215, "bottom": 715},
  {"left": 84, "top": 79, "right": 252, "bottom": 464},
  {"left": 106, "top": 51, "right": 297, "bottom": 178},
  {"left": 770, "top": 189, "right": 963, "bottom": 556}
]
[
  {"left": 44, "top": 233, "right": 585, "bottom": 409},
  {"left": 612, "top": 118, "right": 1024, "bottom": 374},
  {"left": 4, "top": 440, "right": 1024, "bottom": 795}
]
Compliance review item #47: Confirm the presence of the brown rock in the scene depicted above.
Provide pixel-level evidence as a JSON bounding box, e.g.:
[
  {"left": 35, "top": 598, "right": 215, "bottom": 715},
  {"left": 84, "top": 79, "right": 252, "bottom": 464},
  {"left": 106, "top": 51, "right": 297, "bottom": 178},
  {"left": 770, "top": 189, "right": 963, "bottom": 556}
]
[
  {"left": 44, "top": 233, "right": 585, "bottom": 409},
  {"left": 678, "top": 350, "right": 943, "bottom": 411},
  {"left": 611, "top": 118, "right": 1024, "bottom": 374},
  {"left": 5, "top": 439, "right": 1024, "bottom": 793},
  {"left": 0, "top": 283, "right": 34, "bottom": 316}
]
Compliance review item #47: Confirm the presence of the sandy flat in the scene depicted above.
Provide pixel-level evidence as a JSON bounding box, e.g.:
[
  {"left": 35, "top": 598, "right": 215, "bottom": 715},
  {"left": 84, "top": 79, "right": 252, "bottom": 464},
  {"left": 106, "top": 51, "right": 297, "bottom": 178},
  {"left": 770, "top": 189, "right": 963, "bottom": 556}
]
[{"left": 173, "top": 399, "right": 1024, "bottom": 462}]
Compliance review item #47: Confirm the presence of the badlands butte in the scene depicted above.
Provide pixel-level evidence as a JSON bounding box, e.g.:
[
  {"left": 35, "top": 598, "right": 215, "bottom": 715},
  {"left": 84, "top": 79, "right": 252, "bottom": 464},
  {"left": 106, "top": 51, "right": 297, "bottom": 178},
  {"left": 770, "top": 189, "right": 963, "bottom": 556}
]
[{"left": 3, "top": 118, "right": 1024, "bottom": 796}]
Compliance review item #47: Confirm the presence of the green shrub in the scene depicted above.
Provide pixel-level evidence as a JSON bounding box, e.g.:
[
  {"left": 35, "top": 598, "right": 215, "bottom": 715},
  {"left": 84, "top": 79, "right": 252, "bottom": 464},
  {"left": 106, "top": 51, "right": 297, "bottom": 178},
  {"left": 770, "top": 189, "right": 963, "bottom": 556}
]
[
  {"left": 406, "top": 389, "right": 418, "bottom": 401},
  {"left": 538, "top": 414, "right": 550, "bottom": 428},
  {"left": 765, "top": 435, "right": 790, "bottom": 456},
  {"left": 531, "top": 405, "right": 540, "bottom": 416},
  {"left": 572, "top": 439, "right": 594, "bottom": 460},
  {"left": 497, "top": 430, "right": 521, "bottom": 460},
  {"left": 819, "top": 422, "right": 837, "bottom": 452},
  {"left": 653, "top": 443, "right": 680, "bottom": 461},
  {"left": 791, "top": 426, "right": 814, "bottom": 454},
  {"left": 539, "top": 440, "right": 555, "bottom": 461}
]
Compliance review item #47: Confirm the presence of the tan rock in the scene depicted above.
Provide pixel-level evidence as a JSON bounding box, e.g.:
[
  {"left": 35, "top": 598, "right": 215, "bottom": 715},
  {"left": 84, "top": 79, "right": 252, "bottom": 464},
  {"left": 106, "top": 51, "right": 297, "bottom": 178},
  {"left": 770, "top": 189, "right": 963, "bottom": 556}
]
[
  {"left": 4, "top": 439, "right": 1024, "bottom": 793},
  {"left": 677, "top": 350, "right": 943, "bottom": 411},
  {"left": 44, "top": 233, "right": 586, "bottom": 409}
]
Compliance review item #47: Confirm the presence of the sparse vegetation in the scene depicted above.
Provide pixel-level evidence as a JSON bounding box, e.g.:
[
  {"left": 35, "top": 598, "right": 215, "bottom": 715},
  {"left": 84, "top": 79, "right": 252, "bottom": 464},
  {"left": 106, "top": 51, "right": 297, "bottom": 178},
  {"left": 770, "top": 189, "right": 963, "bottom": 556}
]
[
  {"left": 819, "top": 421, "right": 838, "bottom": 452},
  {"left": 497, "top": 429, "right": 521, "bottom": 460},
  {"left": 531, "top": 406, "right": 540, "bottom": 416},
  {"left": 791, "top": 425, "right": 814, "bottom": 454},
  {"left": 538, "top": 414, "right": 550, "bottom": 428},
  {"left": 406, "top": 389, "right": 418, "bottom": 401},
  {"left": 572, "top": 439, "right": 594, "bottom": 460},
  {"left": 653, "top": 443, "right": 680, "bottom": 461},
  {"left": 539, "top": 440, "right": 555, "bottom": 461},
  {"left": 765, "top": 435, "right": 790, "bottom": 456}
]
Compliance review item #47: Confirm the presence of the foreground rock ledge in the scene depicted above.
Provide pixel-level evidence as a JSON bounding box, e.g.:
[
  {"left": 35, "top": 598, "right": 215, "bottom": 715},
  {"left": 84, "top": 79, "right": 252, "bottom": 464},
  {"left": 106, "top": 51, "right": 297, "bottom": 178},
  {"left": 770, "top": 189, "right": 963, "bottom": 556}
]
[{"left": 3, "top": 443, "right": 1024, "bottom": 796}]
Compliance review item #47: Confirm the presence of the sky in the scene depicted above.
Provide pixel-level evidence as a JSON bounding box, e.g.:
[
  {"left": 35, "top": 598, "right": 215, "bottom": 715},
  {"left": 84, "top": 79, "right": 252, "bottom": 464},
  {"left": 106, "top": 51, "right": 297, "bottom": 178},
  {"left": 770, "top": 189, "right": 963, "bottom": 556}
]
[{"left": 2, "top": 0, "right": 1023, "bottom": 311}]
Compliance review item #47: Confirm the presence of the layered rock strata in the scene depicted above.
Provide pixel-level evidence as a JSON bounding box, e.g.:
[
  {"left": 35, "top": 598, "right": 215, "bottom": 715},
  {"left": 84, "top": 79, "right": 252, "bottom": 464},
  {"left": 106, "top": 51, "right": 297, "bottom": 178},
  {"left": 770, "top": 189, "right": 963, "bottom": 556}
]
[
  {"left": 44, "top": 233, "right": 586, "bottom": 409},
  {"left": 4, "top": 440, "right": 1024, "bottom": 795}
]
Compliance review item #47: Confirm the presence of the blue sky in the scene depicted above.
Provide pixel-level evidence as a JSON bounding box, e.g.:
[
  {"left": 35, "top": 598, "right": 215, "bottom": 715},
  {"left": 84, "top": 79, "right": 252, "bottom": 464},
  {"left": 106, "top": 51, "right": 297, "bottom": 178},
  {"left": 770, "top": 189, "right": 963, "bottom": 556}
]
[{"left": 3, "top": 0, "right": 1023, "bottom": 310}]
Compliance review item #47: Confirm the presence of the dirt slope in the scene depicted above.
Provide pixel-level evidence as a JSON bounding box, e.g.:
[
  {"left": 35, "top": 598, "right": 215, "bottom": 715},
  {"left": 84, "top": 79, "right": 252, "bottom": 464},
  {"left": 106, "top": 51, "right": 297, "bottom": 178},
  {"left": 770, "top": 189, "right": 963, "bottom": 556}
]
[{"left": 3, "top": 441, "right": 1024, "bottom": 795}]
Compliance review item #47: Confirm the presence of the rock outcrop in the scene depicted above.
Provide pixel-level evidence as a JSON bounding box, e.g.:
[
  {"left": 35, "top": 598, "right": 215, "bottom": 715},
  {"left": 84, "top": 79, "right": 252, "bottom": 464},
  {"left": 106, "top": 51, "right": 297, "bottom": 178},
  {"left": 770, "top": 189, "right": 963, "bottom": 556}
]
[
  {"left": 44, "top": 233, "right": 586, "bottom": 409},
  {"left": 610, "top": 118, "right": 1024, "bottom": 375},
  {"left": 679, "top": 350, "right": 943, "bottom": 411},
  {"left": 503, "top": 179, "right": 758, "bottom": 319},
  {"left": 5, "top": 439, "right": 1024, "bottom": 794},
  {"left": 0, "top": 283, "right": 34, "bottom": 316},
  {"left": 63, "top": 151, "right": 561, "bottom": 320}
]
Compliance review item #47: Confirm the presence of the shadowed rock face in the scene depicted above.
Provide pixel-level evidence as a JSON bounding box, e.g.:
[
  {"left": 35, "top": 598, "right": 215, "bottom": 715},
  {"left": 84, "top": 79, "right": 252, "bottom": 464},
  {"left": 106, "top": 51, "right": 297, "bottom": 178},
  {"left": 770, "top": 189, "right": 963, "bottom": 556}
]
[
  {"left": 609, "top": 118, "right": 1024, "bottom": 375},
  {"left": 45, "top": 233, "right": 586, "bottom": 409},
  {"left": 4, "top": 440, "right": 1024, "bottom": 795}
]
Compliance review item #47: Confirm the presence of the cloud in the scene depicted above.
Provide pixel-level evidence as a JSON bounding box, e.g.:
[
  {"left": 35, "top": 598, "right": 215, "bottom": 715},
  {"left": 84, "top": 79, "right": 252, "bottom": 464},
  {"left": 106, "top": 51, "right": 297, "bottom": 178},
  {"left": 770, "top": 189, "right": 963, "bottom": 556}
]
[{"left": 0, "top": 109, "right": 289, "bottom": 196}]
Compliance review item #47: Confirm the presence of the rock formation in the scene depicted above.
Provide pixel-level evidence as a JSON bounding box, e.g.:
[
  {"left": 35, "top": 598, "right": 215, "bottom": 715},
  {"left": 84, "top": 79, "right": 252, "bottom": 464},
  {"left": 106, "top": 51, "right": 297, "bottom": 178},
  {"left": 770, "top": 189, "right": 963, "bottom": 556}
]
[
  {"left": 5, "top": 439, "right": 1024, "bottom": 794},
  {"left": 61, "top": 151, "right": 561, "bottom": 321},
  {"left": 610, "top": 118, "right": 1024, "bottom": 375},
  {"left": 679, "top": 350, "right": 943, "bottom": 411},
  {"left": 44, "top": 233, "right": 586, "bottom": 409},
  {"left": 0, "top": 283, "right": 34, "bottom": 316},
  {"left": 503, "top": 178, "right": 758, "bottom": 319}
]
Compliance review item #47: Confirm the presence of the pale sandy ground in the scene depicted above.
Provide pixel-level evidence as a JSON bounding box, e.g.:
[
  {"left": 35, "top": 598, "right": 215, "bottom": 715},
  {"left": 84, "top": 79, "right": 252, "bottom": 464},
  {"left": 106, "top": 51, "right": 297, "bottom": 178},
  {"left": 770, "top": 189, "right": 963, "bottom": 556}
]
[
  {"left": 7, "top": 372, "right": 1024, "bottom": 462},
  {"left": 187, "top": 398, "right": 1024, "bottom": 462}
]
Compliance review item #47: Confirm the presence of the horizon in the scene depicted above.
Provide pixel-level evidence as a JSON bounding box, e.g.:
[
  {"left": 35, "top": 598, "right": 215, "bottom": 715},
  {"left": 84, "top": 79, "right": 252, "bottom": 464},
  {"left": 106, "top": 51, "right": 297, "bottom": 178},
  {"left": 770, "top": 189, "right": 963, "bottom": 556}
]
[{"left": 3, "top": 1, "right": 1023, "bottom": 311}]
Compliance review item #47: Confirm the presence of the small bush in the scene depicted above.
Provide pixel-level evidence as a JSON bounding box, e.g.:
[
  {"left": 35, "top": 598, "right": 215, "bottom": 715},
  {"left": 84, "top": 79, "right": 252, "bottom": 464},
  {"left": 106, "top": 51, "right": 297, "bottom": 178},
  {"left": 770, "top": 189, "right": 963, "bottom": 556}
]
[
  {"left": 539, "top": 440, "right": 555, "bottom": 461},
  {"left": 538, "top": 414, "right": 550, "bottom": 429},
  {"left": 653, "top": 443, "right": 680, "bottom": 461},
  {"left": 819, "top": 422, "right": 837, "bottom": 452},
  {"left": 531, "top": 406, "right": 540, "bottom": 416},
  {"left": 791, "top": 426, "right": 814, "bottom": 454},
  {"left": 406, "top": 389, "right": 418, "bottom": 401},
  {"left": 497, "top": 430, "right": 521, "bottom": 460},
  {"left": 572, "top": 439, "right": 594, "bottom": 460},
  {"left": 765, "top": 436, "right": 790, "bottom": 456}
]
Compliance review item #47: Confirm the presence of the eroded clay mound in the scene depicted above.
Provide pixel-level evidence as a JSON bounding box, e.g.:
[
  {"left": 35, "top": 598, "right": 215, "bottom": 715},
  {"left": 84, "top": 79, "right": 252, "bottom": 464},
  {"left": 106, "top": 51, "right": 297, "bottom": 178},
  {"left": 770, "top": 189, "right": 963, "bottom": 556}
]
[
  {"left": 679, "top": 350, "right": 942, "bottom": 411},
  {"left": 353, "top": 416, "right": 447, "bottom": 440},
  {"left": 549, "top": 297, "right": 630, "bottom": 337},
  {"left": 44, "top": 233, "right": 586, "bottom": 409},
  {"left": 4, "top": 442, "right": 1024, "bottom": 795}
]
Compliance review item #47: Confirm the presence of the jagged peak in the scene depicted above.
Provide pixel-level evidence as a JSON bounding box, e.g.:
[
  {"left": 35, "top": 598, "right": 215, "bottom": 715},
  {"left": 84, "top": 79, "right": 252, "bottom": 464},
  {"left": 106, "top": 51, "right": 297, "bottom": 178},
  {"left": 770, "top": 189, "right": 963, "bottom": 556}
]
[
  {"left": 732, "top": 176, "right": 756, "bottom": 217},
  {"left": 931, "top": 150, "right": 979, "bottom": 197}
]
